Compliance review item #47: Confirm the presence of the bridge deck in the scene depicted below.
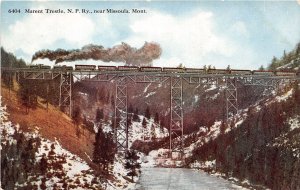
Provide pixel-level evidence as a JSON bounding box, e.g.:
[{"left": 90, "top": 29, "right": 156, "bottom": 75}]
[{"left": 1, "top": 67, "right": 299, "bottom": 79}]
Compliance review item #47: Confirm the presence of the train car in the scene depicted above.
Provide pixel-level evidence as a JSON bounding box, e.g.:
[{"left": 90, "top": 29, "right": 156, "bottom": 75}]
[
  {"left": 185, "top": 68, "right": 206, "bottom": 74},
  {"left": 53, "top": 66, "right": 62, "bottom": 70},
  {"left": 28, "top": 64, "right": 50, "bottom": 69},
  {"left": 53, "top": 65, "right": 73, "bottom": 71},
  {"left": 207, "top": 69, "right": 228, "bottom": 74},
  {"left": 140, "top": 67, "right": 162, "bottom": 72},
  {"left": 297, "top": 68, "right": 300, "bottom": 76},
  {"left": 162, "top": 67, "right": 185, "bottom": 73},
  {"left": 29, "top": 65, "right": 39, "bottom": 69},
  {"left": 98, "top": 66, "right": 117, "bottom": 71},
  {"left": 275, "top": 71, "right": 296, "bottom": 77},
  {"left": 252, "top": 70, "right": 275, "bottom": 76},
  {"left": 230, "top": 69, "right": 252, "bottom": 75},
  {"left": 117, "top": 66, "right": 140, "bottom": 72},
  {"left": 41, "top": 65, "right": 51, "bottom": 70},
  {"left": 75, "top": 65, "right": 96, "bottom": 70},
  {"left": 65, "top": 66, "right": 73, "bottom": 71}
]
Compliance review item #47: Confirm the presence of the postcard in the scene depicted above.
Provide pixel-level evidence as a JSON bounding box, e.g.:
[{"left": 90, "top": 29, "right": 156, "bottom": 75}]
[{"left": 1, "top": 1, "right": 300, "bottom": 190}]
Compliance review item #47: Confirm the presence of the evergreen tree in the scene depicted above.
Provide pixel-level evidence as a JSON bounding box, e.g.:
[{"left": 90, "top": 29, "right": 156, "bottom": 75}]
[
  {"left": 142, "top": 118, "right": 147, "bottom": 128},
  {"left": 177, "top": 63, "right": 183, "bottom": 68},
  {"left": 40, "top": 155, "right": 48, "bottom": 175},
  {"left": 127, "top": 117, "right": 132, "bottom": 129},
  {"left": 293, "top": 82, "right": 300, "bottom": 112},
  {"left": 259, "top": 65, "right": 265, "bottom": 71},
  {"left": 110, "top": 95, "right": 115, "bottom": 106},
  {"left": 18, "top": 81, "right": 30, "bottom": 114},
  {"left": 283, "top": 50, "right": 287, "bottom": 59},
  {"left": 128, "top": 104, "right": 134, "bottom": 122},
  {"left": 128, "top": 104, "right": 134, "bottom": 114},
  {"left": 269, "top": 56, "right": 278, "bottom": 70},
  {"left": 124, "top": 149, "right": 141, "bottom": 181},
  {"left": 296, "top": 42, "right": 300, "bottom": 55},
  {"left": 142, "top": 118, "right": 147, "bottom": 141},
  {"left": 160, "top": 117, "right": 165, "bottom": 133},
  {"left": 2, "top": 71, "right": 13, "bottom": 89},
  {"left": 95, "top": 108, "right": 104, "bottom": 123},
  {"left": 1, "top": 48, "right": 27, "bottom": 68},
  {"left": 145, "top": 106, "right": 151, "bottom": 119},
  {"left": 105, "top": 92, "right": 110, "bottom": 104},
  {"left": 133, "top": 108, "right": 140, "bottom": 122},
  {"left": 151, "top": 124, "right": 156, "bottom": 140},
  {"left": 40, "top": 177, "right": 47, "bottom": 190},
  {"left": 97, "top": 87, "right": 105, "bottom": 101},
  {"left": 72, "top": 106, "right": 81, "bottom": 126},
  {"left": 93, "top": 126, "right": 116, "bottom": 173},
  {"left": 154, "top": 112, "right": 159, "bottom": 123},
  {"left": 18, "top": 80, "right": 38, "bottom": 114},
  {"left": 220, "top": 120, "right": 227, "bottom": 135}
]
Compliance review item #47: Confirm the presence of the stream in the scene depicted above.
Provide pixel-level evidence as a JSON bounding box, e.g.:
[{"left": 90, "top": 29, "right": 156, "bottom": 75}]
[{"left": 135, "top": 168, "right": 246, "bottom": 190}]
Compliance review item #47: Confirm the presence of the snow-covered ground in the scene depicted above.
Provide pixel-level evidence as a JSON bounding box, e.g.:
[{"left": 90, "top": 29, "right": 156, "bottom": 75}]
[
  {"left": 128, "top": 115, "right": 169, "bottom": 148},
  {"left": 0, "top": 98, "right": 136, "bottom": 190},
  {"left": 275, "top": 88, "right": 293, "bottom": 102},
  {"left": 2, "top": 82, "right": 297, "bottom": 189},
  {"left": 185, "top": 88, "right": 296, "bottom": 159},
  {"left": 110, "top": 154, "right": 137, "bottom": 190},
  {"left": 289, "top": 116, "right": 300, "bottom": 131}
]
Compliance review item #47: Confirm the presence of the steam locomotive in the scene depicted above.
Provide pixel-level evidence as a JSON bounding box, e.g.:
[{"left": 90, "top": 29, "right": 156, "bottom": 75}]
[{"left": 28, "top": 64, "right": 300, "bottom": 77}]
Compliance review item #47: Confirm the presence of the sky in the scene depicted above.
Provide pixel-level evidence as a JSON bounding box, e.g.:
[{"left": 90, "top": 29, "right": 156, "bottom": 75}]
[{"left": 1, "top": 0, "right": 300, "bottom": 69}]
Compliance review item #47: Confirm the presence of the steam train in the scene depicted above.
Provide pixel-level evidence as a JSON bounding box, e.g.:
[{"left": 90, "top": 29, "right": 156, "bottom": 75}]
[{"left": 28, "top": 64, "right": 300, "bottom": 76}]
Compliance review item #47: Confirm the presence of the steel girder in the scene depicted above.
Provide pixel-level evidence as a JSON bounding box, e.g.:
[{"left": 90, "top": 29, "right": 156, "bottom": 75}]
[
  {"left": 19, "top": 70, "right": 61, "bottom": 80},
  {"left": 170, "top": 76, "right": 184, "bottom": 155},
  {"left": 238, "top": 77, "right": 281, "bottom": 87},
  {"left": 226, "top": 77, "right": 238, "bottom": 119},
  {"left": 127, "top": 75, "right": 169, "bottom": 83},
  {"left": 183, "top": 76, "right": 219, "bottom": 85},
  {"left": 73, "top": 73, "right": 117, "bottom": 82},
  {"left": 3, "top": 67, "right": 299, "bottom": 156},
  {"left": 59, "top": 73, "right": 73, "bottom": 116},
  {"left": 115, "top": 76, "right": 128, "bottom": 151}
]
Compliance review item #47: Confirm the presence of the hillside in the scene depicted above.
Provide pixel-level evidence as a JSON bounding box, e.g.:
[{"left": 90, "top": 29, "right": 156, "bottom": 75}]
[
  {"left": 182, "top": 44, "right": 300, "bottom": 189},
  {"left": 1, "top": 85, "right": 95, "bottom": 164},
  {"left": 74, "top": 76, "right": 269, "bottom": 136},
  {"left": 1, "top": 43, "right": 300, "bottom": 189},
  {"left": 184, "top": 85, "right": 300, "bottom": 189},
  {"left": 0, "top": 98, "right": 140, "bottom": 190},
  {"left": 1, "top": 83, "right": 142, "bottom": 189},
  {"left": 268, "top": 42, "right": 300, "bottom": 71}
]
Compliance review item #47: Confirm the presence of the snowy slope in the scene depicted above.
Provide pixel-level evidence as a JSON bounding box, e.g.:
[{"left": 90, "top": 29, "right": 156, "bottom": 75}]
[
  {"left": 0, "top": 98, "right": 136, "bottom": 190},
  {"left": 186, "top": 88, "right": 296, "bottom": 167},
  {"left": 128, "top": 116, "right": 169, "bottom": 147}
]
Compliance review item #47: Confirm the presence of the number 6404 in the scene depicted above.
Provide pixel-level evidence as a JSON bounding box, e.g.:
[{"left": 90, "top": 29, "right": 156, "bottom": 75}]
[{"left": 8, "top": 9, "right": 21, "bottom": 13}]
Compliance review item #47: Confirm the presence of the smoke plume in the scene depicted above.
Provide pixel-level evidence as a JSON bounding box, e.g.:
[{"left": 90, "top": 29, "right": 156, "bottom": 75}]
[{"left": 31, "top": 42, "right": 162, "bottom": 66}]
